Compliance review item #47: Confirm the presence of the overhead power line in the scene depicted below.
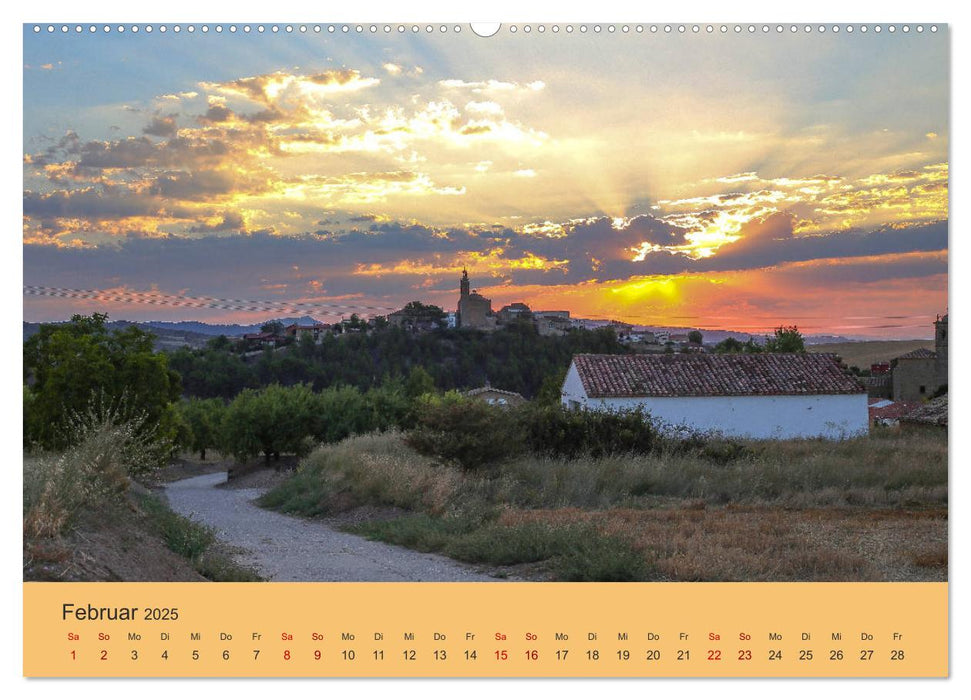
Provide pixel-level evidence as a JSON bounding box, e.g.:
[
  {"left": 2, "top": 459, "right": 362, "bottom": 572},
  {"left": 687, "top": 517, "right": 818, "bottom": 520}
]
[
  {"left": 22, "top": 285, "right": 400, "bottom": 317},
  {"left": 23, "top": 284, "right": 940, "bottom": 332}
]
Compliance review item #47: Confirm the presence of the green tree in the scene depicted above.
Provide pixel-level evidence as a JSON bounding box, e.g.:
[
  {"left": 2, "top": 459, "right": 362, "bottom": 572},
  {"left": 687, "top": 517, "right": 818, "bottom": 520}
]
[
  {"left": 179, "top": 398, "right": 226, "bottom": 460},
  {"left": 404, "top": 366, "right": 436, "bottom": 398},
  {"left": 743, "top": 337, "right": 764, "bottom": 353},
  {"left": 535, "top": 369, "right": 567, "bottom": 407},
  {"left": 167, "top": 346, "right": 257, "bottom": 398},
  {"left": 220, "top": 384, "right": 318, "bottom": 463},
  {"left": 24, "top": 313, "right": 182, "bottom": 451},
  {"left": 764, "top": 325, "right": 806, "bottom": 353},
  {"left": 713, "top": 337, "right": 745, "bottom": 353},
  {"left": 168, "top": 320, "right": 636, "bottom": 400},
  {"left": 261, "top": 320, "right": 285, "bottom": 335},
  {"left": 23, "top": 384, "right": 37, "bottom": 450},
  {"left": 296, "top": 331, "right": 317, "bottom": 359},
  {"left": 315, "top": 385, "right": 371, "bottom": 443},
  {"left": 405, "top": 392, "right": 525, "bottom": 472},
  {"left": 398, "top": 301, "right": 447, "bottom": 329},
  {"left": 365, "top": 378, "right": 414, "bottom": 430},
  {"left": 343, "top": 314, "right": 366, "bottom": 331},
  {"left": 206, "top": 334, "right": 232, "bottom": 351},
  {"left": 688, "top": 330, "right": 703, "bottom": 344}
]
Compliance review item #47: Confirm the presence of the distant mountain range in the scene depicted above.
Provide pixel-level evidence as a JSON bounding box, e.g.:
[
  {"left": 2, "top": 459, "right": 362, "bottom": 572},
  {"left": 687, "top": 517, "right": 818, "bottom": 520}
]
[
  {"left": 113, "top": 316, "right": 325, "bottom": 337},
  {"left": 23, "top": 316, "right": 852, "bottom": 348}
]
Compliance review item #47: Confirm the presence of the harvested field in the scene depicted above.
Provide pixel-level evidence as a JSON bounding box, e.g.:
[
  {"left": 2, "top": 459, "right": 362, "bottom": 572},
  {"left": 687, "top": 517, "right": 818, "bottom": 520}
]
[{"left": 498, "top": 505, "right": 947, "bottom": 581}]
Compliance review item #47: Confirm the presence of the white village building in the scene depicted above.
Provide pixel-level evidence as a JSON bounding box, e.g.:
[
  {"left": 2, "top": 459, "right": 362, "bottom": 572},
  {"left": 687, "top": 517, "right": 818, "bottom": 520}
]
[{"left": 561, "top": 353, "right": 868, "bottom": 440}]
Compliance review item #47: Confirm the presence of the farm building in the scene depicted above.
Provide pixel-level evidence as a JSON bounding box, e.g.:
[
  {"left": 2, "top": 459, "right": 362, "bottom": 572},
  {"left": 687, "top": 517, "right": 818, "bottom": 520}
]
[
  {"left": 561, "top": 353, "right": 868, "bottom": 440},
  {"left": 465, "top": 386, "right": 527, "bottom": 407}
]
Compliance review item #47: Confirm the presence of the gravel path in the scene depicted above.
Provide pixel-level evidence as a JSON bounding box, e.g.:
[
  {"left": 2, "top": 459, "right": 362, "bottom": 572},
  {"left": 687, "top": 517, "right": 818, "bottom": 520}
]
[{"left": 163, "top": 472, "right": 499, "bottom": 582}]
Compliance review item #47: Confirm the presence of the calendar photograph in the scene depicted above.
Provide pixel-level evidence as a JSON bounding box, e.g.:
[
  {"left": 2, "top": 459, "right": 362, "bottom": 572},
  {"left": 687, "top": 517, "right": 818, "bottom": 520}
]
[
  {"left": 22, "top": 22, "right": 948, "bottom": 585},
  {"left": 20, "top": 20, "right": 949, "bottom": 679}
]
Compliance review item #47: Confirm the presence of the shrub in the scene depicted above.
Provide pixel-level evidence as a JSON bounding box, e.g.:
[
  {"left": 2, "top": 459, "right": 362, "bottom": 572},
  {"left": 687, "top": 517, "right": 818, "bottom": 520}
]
[
  {"left": 668, "top": 433, "right": 756, "bottom": 466},
  {"left": 405, "top": 392, "right": 526, "bottom": 471},
  {"left": 445, "top": 522, "right": 567, "bottom": 565},
  {"left": 137, "top": 494, "right": 263, "bottom": 581},
  {"left": 517, "top": 403, "right": 659, "bottom": 459},
  {"left": 550, "top": 528, "right": 654, "bottom": 581},
  {"left": 259, "top": 432, "right": 468, "bottom": 517},
  {"left": 23, "top": 410, "right": 168, "bottom": 539},
  {"left": 138, "top": 494, "right": 215, "bottom": 559}
]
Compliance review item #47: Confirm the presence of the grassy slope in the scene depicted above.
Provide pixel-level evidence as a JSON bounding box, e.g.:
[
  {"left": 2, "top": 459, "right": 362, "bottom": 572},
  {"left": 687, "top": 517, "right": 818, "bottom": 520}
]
[
  {"left": 24, "top": 488, "right": 264, "bottom": 582},
  {"left": 24, "top": 449, "right": 262, "bottom": 582},
  {"left": 808, "top": 339, "right": 934, "bottom": 369}
]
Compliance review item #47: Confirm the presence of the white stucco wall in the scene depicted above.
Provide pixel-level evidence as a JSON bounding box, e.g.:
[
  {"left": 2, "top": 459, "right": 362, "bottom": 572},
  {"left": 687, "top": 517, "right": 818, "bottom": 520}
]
[
  {"left": 561, "top": 362, "right": 587, "bottom": 410},
  {"left": 561, "top": 362, "right": 869, "bottom": 440}
]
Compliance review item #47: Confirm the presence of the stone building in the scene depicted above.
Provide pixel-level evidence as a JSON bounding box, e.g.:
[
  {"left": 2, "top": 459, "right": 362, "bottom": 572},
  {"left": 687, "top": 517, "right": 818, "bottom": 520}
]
[
  {"left": 534, "top": 310, "right": 572, "bottom": 336},
  {"left": 861, "top": 374, "right": 892, "bottom": 400},
  {"left": 497, "top": 302, "right": 532, "bottom": 324},
  {"left": 889, "top": 313, "right": 948, "bottom": 401},
  {"left": 935, "top": 313, "right": 948, "bottom": 387},
  {"left": 456, "top": 269, "right": 496, "bottom": 331},
  {"left": 891, "top": 348, "right": 940, "bottom": 401}
]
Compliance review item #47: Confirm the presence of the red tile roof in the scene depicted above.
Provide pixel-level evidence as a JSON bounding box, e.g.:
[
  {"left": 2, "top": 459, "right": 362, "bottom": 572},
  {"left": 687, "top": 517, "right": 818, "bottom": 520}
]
[
  {"left": 465, "top": 387, "right": 525, "bottom": 400},
  {"left": 572, "top": 353, "right": 865, "bottom": 398},
  {"left": 894, "top": 347, "right": 936, "bottom": 360},
  {"left": 861, "top": 375, "right": 892, "bottom": 388},
  {"left": 901, "top": 395, "right": 948, "bottom": 427},
  {"left": 868, "top": 400, "right": 919, "bottom": 422}
]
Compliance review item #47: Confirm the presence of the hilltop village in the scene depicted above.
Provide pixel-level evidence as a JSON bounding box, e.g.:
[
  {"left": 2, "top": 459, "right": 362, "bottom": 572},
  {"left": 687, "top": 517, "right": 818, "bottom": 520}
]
[
  {"left": 218, "top": 270, "right": 948, "bottom": 436},
  {"left": 240, "top": 269, "right": 702, "bottom": 353}
]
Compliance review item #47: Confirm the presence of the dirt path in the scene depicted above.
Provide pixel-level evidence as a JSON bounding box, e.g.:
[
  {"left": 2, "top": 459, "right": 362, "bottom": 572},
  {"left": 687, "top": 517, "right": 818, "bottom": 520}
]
[{"left": 163, "top": 472, "right": 499, "bottom": 582}]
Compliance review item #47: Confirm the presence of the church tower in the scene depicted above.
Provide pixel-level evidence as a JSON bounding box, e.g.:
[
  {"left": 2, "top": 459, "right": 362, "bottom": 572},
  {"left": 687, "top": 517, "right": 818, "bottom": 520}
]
[
  {"left": 935, "top": 312, "right": 948, "bottom": 388},
  {"left": 456, "top": 269, "right": 494, "bottom": 330},
  {"left": 457, "top": 268, "right": 470, "bottom": 328}
]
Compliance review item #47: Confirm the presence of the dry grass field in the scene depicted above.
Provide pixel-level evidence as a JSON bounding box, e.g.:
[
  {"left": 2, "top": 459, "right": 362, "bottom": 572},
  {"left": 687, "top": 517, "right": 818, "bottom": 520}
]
[
  {"left": 808, "top": 339, "right": 934, "bottom": 369},
  {"left": 498, "top": 505, "right": 946, "bottom": 582},
  {"left": 261, "top": 429, "right": 947, "bottom": 582}
]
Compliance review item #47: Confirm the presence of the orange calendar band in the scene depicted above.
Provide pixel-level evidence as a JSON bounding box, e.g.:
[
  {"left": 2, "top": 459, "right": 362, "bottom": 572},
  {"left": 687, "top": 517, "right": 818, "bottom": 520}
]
[{"left": 24, "top": 582, "right": 948, "bottom": 678}]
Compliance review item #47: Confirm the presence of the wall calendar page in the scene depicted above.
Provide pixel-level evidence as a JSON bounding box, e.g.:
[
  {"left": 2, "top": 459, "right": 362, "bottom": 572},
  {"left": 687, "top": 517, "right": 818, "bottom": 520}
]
[{"left": 16, "top": 4, "right": 954, "bottom": 694}]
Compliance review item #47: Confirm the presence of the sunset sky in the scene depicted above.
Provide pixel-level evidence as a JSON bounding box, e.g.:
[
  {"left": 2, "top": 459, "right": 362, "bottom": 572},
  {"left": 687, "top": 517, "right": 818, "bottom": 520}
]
[{"left": 22, "top": 24, "right": 949, "bottom": 337}]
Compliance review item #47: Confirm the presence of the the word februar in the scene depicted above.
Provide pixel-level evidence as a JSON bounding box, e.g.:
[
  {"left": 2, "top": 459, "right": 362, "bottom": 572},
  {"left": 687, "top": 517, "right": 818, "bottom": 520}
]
[{"left": 62, "top": 603, "right": 138, "bottom": 621}]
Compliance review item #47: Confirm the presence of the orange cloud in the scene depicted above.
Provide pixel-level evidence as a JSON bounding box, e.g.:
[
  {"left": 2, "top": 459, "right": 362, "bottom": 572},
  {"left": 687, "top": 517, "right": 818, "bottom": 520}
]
[
  {"left": 458, "top": 251, "right": 946, "bottom": 338},
  {"left": 353, "top": 248, "right": 569, "bottom": 278}
]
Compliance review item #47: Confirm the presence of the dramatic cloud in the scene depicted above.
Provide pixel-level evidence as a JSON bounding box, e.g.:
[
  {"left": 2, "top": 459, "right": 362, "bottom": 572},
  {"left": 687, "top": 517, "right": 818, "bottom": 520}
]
[
  {"left": 23, "top": 65, "right": 555, "bottom": 245},
  {"left": 22, "top": 30, "right": 948, "bottom": 335},
  {"left": 143, "top": 115, "right": 179, "bottom": 138}
]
